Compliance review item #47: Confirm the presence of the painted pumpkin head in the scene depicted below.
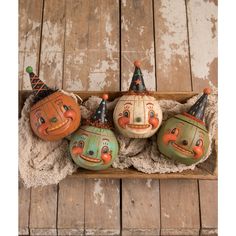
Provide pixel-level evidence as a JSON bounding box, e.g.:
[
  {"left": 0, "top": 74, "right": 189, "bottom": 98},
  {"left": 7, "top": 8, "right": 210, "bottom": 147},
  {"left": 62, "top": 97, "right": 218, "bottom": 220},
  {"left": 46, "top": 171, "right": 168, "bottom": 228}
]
[
  {"left": 69, "top": 94, "right": 119, "bottom": 170},
  {"left": 113, "top": 60, "right": 162, "bottom": 138},
  {"left": 157, "top": 88, "right": 211, "bottom": 165},
  {"left": 114, "top": 95, "right": 162, "bottom": 138},
  {"left": 70, "top": 126, "right": 118, "bottom": 170},
  {"left": 26, "top": 66, "right": 81, "bottom": 141}
]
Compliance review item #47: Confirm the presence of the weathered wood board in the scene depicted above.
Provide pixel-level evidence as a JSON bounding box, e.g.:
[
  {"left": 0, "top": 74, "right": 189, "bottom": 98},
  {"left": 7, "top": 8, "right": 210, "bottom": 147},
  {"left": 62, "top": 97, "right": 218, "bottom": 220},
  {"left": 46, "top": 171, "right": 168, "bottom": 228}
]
[
  {"left": 153, "top": 3, "right": 203, "bottom": 234},
  {"left": 187, "top": 0, "right": 218, "bottom": 91},
  {"left": 19, "top": 91, "right": 199, "bottom": 106},
  {"left": 160, "top": 179, "right": 200, "bottom": 236},
  {"left": 19, "top": 0, "right": 43, "bottom": 90},
  {"left": 63, "top": 0, "right": 120, "bottom": 91},
  {"left": 199, "top": 180, "right": 218, "bottom": 236},
  {"left": 18, "top": 182, "right": 31, "bottom": 235},
  {"left": 57, "top": 177, "right": 85, "bottom": 235},
  {"left": 62, "top": 2, "right": 121, "bottom": 235},
  {"left": 154, "top": 0, "right": 205, "bottom": 235},
  {"left": 121, "top": 0, "right": 156, "bottom": 91},
  {"left": 122, "top": 179, "right": 160, "bottom": 235},
  {"left": 84, "top": 179, "right": 120, "bottom": 235},
  {"left": 74, "top": 166, "right": 217, "bottom": 179},
  {"left": 154, "top": 0, "right": 192, "bottom": 91},
  {"left": 39, "top": 0, "right": 66, "bottom": 88},
  {"left": 29, "top": 185, "right": 58, "bottom": 235}
]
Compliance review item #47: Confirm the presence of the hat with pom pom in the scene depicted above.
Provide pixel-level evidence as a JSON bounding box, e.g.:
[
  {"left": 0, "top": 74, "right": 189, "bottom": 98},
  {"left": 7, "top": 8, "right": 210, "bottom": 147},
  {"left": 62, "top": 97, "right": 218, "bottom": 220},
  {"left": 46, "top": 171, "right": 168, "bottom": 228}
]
[
  {"left": 26, "top": 66, "right": 55, "bottom": 103},
  {"left": 128, "top": 60, "right": 147, "bottom": 93},
  {"left": 183, "top": 88, "right": 211, "bottom": 123},
  {"left": 86, "top": 94, "right": 112, "bottom": 129}
]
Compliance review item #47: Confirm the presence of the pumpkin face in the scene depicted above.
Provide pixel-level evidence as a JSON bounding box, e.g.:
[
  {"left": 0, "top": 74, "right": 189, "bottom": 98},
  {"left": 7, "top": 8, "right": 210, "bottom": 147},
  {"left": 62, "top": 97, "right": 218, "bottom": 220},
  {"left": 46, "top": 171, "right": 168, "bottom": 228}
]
[
  {"left": 69, "top": 125, "right": 118, "bottom": 170},
  {"left": 157, "top": 114, "right": 210, "bottom": 165},
  {"left": 113, "top": 95, "right": 162, "bottom": 138},
  {"left": 30, "top": 91, "right": 81, "bottom": 141}
]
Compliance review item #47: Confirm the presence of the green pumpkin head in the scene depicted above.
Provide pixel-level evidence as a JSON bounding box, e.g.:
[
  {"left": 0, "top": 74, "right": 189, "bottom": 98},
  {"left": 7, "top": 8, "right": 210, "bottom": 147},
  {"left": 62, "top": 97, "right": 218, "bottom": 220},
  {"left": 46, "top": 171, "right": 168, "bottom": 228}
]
[
  {"left": 157, "top": 88, "right": 211, "bottom": 165},
  {"left": 69, "top": 125, "right": 118, "bottom": 170},
  {"left": 69, "top": 94, "right": 119, "bottom": 170}
]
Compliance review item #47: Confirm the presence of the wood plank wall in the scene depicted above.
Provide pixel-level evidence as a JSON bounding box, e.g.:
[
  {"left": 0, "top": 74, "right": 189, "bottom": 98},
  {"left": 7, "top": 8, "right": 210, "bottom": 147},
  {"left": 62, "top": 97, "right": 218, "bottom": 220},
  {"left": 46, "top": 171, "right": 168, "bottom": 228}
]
[{"left": 19, "top": 0, "right": 218, "bottom": 235}]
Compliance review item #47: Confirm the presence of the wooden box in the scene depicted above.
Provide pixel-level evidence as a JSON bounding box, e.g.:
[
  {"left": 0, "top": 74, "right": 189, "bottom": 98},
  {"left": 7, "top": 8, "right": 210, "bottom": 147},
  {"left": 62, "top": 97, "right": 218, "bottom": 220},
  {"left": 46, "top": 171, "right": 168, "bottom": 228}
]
[{"left": 19, "top": 91, "right": 217, "bottom": 180}]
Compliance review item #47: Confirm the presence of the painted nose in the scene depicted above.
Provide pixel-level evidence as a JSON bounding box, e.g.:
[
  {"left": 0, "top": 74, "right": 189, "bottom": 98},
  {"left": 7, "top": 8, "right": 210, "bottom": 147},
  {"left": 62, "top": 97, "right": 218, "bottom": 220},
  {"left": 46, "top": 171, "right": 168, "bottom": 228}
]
[
  {"left": 135, "top": 117, "right": 142, "bottom": 122},
  {"left": 182, "top": 140, "right": 188, "bottom": 146},
  {"left": 50, "top": 117, "right": 58, "bottom": 123},
  {"left": 88, "top": 150, "right": 94, "bottom": 155}
]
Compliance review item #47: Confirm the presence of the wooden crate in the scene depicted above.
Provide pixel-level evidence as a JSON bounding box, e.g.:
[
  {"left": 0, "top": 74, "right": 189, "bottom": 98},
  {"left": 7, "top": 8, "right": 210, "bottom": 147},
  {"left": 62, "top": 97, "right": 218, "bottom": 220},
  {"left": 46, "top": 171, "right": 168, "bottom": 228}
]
[{"left": 19, "top": 91, "right": 217, "bottom": 180}]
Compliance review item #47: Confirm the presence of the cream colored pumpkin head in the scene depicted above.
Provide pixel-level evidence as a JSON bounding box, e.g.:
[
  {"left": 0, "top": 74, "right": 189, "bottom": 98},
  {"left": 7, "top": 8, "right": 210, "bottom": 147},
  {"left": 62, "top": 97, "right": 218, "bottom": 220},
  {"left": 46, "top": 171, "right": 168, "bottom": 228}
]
[{"left": 113, "top": 94, "right": 162, "bottom": 138}]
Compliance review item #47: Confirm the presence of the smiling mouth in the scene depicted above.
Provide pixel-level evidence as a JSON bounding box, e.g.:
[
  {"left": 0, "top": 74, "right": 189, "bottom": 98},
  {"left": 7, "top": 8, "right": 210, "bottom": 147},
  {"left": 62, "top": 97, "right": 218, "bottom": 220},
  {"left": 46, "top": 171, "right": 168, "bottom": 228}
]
[
  {"left": 127, "top": 124, "right": 151, "bottom": 129},
  {"left": 80, "top": 154, "right": 101, "bottom": 163},
  {"left": 172, "top": 142, "right": 194, "bottom": 156},
  {"left": 46, "top": 118, "right": 71, "bottom": 133}
]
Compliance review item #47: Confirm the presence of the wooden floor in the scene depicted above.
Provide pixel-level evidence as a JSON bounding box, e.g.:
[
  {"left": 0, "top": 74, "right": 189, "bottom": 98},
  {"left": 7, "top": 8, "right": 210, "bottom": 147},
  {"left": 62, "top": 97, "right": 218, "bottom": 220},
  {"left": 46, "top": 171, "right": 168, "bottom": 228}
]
[{"left": 19, "top": 0, "right": 218, "bottom": 235}]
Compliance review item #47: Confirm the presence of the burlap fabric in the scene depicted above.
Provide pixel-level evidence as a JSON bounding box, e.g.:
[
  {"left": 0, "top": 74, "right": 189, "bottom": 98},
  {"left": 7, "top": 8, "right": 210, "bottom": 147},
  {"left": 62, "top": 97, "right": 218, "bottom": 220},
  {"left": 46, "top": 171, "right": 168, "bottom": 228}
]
[{"left": 19, "top": 88, "right": 217, "bottom": 188}]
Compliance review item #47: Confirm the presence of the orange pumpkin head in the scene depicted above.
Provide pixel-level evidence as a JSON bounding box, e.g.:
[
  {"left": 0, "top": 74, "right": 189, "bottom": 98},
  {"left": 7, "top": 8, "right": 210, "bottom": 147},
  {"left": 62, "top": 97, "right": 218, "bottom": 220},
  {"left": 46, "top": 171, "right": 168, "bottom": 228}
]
[
  {"left": 26, "top": 66, "right": 81, "bottom": 141},
  {"left": 30, "top": 91, "right": 81, "bottom": 141}
]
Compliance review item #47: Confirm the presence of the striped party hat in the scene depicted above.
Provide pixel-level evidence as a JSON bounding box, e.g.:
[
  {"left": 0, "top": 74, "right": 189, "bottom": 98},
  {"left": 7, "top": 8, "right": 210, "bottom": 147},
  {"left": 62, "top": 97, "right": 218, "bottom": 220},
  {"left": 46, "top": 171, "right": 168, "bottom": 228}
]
[{"left": 26, "top": 66, "right": 55, "bottom": 102}]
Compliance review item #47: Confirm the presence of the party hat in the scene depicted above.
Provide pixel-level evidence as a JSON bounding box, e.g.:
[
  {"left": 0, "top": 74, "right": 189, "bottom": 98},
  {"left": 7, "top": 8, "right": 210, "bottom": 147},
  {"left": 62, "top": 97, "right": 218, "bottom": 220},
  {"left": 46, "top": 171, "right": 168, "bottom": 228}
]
[
  {"left": 26, "top": 66, "right": 55, "bottom": 102},
  {"left": 183, "top": 88, "right": 211, "bottom": 123},
  {"left": 128, "top": 60, "right": 147, "bottom": 93},
  {"left": 87, "top": 94, "right": 111, "bottom": 129}
]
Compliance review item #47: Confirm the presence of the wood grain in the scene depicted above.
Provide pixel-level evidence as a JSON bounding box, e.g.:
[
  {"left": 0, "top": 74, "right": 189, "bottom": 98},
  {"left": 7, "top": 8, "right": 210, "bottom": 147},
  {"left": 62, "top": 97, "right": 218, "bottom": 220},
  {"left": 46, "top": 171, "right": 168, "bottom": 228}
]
[
  {"left": 187, "top": 0, "right": 218, "bottom": 91},
  {"left": 84, "top": 179, "right": 120, "bottom": 235},
  {"left": 199, "top": 180, "right": 218, "bottom": 236},
  {"left": 121, "top": 0, "right": 156, "bottom": 91},
  {"left": 57, "top": 176, "right": 85, "bottom": 236},
  {"left": 63, "top": 0, "right": 119, "bottom": 91},
  {"left": 29, "top": 185, "right": 58, "bottom": 235},
  {"left": 39, "top": 0, "right": 66, "bottom": 89},
  {"left": 122, "top": 179, "right": 160, "bottom": 235},
  {"left": 155, "top": 2, "right": 202, "bottom": 234},
  {"left": 60, "top": 2, "right": 122, "bottom": 234},
  {"left": 160, "top": 180, "right": 200, "bottom": 236},
  {"left": 19, "top": 182, "right": 31, "bottom": 235},
  {"left": 154, "top": 0, "right": 192, "bottom": 91},
  {"left": 74, "top": 166, "right": 216, "bottom": 180},
  {"left": 19, "top": 90, "right": 199, "bottom": 105},
  {"left": 19, "top": 0, "right": 43, "bottom": 90}
]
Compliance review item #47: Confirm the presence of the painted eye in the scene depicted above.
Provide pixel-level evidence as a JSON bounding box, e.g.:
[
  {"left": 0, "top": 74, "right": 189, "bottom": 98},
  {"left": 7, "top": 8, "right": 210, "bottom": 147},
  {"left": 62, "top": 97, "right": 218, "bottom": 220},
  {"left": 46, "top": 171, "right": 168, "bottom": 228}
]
[
  {"left": 196, "top": 139, "right": 203, "bottom": 147},
  {"left": 102, "top": 146, "right": 109, "bottom": 153},
  {"left": 123, "top": 110, "right": 129, "bottom": 117},
  {"left": 63, "top": 105, "right": 69, "bottom": 111},
  {"left": 171, "top": 128, "right": 179, "bottom": 136},
  {"left": 39, "top": 117, "right": 45, "bottom": 124},
  {"left": 149, "top": 110, "right": 155, "bottom": 118},
  {"left": 78, "top": 141, "right": 84, "bottom": 148}
]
